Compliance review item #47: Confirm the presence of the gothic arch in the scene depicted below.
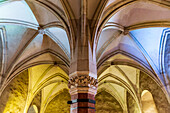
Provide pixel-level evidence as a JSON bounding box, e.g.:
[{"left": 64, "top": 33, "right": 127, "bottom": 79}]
[
  {"left": 1, "top": 49, "right": 70, "bottom": 94},
  {"left": 141, "top": 90, "right": 158, "bottom": 113}
]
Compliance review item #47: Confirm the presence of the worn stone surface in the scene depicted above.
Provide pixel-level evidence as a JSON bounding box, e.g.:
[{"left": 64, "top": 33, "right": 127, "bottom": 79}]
[
  {"left": 140, "top": 72, "right": 170, "bottom": 113},
  {"left": 0, "top": 70, "right": 28, "bottom": 113},
  {"left": 44, "top": 89, "right": 71, "bottom": 113},
  {"left": 127, "top": 92, "right": 140, "bottom": 113},
  {"left": 95, "top": 91, "right": 123, "bottom": 113}
]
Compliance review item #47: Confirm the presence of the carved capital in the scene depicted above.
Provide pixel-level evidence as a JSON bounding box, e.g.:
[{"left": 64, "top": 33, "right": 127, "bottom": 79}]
[{"left": 68, "top": 75, "right": 98, "bottom": 89}]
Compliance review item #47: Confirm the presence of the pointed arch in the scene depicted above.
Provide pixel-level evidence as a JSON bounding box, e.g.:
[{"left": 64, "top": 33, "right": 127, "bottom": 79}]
[
  {"left": 0, "top": 49, "right": 70, "bottom": 96},
  {"left": 141, "top": 90, "right": 158, "bottom": 113}
]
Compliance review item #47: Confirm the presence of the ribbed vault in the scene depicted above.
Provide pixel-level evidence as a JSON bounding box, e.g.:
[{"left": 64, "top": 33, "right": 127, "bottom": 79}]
[
  {"left": 0, "top": 64, "right": 70, "bottom": 113},
  {"left": 0, "top": 0, "right": 170, "bottom": 113},
  {"left": 97, "top": 55, "right": 170, "bottom": 113}
]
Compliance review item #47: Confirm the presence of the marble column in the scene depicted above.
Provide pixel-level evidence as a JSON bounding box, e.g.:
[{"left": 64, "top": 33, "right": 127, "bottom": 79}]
[{"left": 68, "top": 75, "right": 97, "bottom": 113}]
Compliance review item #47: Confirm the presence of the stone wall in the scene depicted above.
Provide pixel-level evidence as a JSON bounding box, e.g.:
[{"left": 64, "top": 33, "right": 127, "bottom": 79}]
[
  {"left": 140, "top": 71, "right": 170, "bottom": 113},
  {"left": 127, "top": 92, "right": 140, "bottom": 113},
  {"left": 44, "top": 89, "right": 71, "bottom": 113},
  {"left": 95, "top": 91, "right": 123, "bottom": 113},
  {"left": 0, "top": 70, "right": 28, "bottom": 113}
]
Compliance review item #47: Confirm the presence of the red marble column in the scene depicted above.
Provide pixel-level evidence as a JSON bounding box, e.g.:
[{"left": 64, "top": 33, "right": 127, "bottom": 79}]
[
  {"left": 70, "top": 93, "right": 95, "bottom": 113},
  {"left": 68, "top": 75, "right": 97, "bottom": 113}
]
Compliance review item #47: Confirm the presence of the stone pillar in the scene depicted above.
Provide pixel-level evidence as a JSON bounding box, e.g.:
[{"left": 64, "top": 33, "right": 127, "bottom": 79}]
[
  {"left": 68, "top": 75, "right": 97, "bottom": 113},
  {"left": 67, "top": 0, "right": 98, "bottom": 112}
]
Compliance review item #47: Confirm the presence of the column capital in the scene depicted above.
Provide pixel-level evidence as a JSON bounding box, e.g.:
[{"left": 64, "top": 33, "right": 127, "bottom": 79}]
[{"left": 68, "top": 74, "right": 98, "bottom": 95}]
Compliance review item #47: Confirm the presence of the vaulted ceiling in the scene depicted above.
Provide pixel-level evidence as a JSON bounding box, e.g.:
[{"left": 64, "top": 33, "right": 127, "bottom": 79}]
[{"left": 0, "top": 0, "right": 170, "bottom": 113}]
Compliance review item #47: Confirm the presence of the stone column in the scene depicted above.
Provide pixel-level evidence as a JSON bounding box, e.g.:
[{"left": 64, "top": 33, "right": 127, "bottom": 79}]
[
  {"left": 68, "top": 75, "right": 97, "bottom": 113},
  {"left": 67, "top": 0, "right": 98, "bottom": 112}
]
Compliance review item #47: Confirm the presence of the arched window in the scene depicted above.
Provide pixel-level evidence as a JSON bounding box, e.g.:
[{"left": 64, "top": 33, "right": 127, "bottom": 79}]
[
  {"left": 141, "top": 90, "right": 158, "bottom": 113},
  {"left": 28, "top": 105, "right": 38, "bottom": 113}
]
